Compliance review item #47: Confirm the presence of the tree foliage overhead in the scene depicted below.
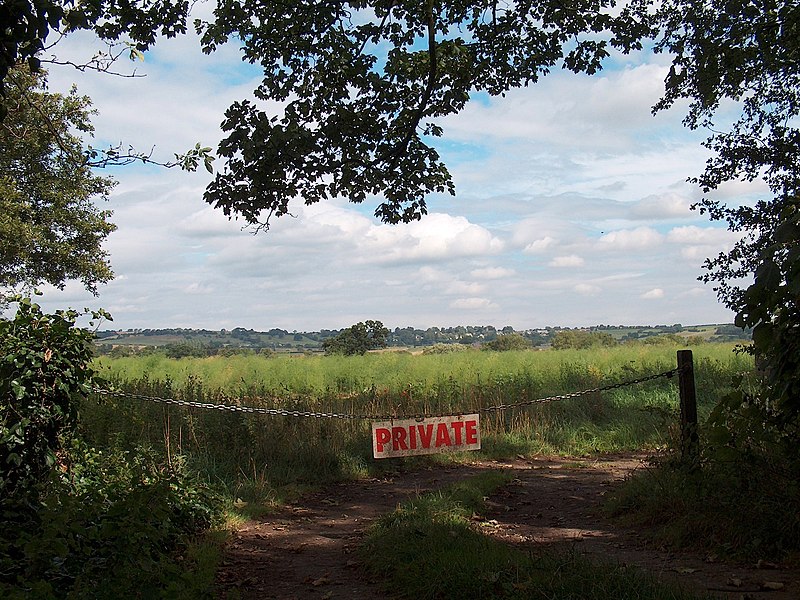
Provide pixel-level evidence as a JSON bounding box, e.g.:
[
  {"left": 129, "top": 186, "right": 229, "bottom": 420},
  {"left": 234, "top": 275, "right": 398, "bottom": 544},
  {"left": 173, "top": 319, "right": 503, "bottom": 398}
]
[
  {"left": 0, "top": 65, "right": 116, "bottom": 294},
  {"left": 0, "top": 0, "right": 189, "bottom": 119},
  {"left": 196, "top": 0, "right": 649, "bottom": 228},
  {"left": 651, "top": 0, "right": 800, "bottom": 423}
]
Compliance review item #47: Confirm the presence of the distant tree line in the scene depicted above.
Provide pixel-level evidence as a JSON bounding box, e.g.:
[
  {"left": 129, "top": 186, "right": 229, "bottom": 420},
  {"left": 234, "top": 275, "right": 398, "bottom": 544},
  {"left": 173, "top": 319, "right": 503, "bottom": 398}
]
[{"left": 94, "top": 322, "right": 751, "bottom": 357}]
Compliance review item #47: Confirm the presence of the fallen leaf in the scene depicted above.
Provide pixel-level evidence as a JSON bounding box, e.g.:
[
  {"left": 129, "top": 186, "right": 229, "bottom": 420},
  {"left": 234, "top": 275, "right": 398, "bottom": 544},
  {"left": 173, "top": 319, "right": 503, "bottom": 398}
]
[
  {"left": 311, "top": 575, "right": 331, "bottom": 587},
  {"left": 727, "top": 577, "right": 743, "bottom": 588}
]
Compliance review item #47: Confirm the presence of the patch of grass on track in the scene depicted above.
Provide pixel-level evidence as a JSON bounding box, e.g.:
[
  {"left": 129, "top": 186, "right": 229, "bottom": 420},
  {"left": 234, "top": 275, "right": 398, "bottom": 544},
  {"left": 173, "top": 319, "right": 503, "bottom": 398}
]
[{"left": 361, "top": 472, "right": 709, "bottom": 600}]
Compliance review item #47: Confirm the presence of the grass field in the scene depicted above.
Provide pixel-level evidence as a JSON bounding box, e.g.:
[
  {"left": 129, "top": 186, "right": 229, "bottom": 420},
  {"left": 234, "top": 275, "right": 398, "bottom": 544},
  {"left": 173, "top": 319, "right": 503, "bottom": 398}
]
[{"left": 82, "top": 343, "right": 753, "bottom": 506}]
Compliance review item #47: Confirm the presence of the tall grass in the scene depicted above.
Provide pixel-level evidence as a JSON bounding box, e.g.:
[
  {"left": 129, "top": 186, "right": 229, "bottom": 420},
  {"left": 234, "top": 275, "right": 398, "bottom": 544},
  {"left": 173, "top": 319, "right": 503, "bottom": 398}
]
[{"left": 83, "top": 344, "right": 753, "bottom": 504}]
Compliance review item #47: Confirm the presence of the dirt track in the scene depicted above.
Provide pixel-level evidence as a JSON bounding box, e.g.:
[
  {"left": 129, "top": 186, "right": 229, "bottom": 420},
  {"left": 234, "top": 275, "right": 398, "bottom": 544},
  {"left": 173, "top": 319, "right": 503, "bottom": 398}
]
[{"left": 215, "top": 454, "right": 799, "bottom": 599}]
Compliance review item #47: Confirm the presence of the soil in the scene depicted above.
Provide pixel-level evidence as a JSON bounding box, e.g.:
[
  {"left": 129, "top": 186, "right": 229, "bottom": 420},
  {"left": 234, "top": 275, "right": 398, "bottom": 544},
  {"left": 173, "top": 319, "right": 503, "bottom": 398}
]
[{"left": 214, "top": 454, "right": 800, "bottom": 600}]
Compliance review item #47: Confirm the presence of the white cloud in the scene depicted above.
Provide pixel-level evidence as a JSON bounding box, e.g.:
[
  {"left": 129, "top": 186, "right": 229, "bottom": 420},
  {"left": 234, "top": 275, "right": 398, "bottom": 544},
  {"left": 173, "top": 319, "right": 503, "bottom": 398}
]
[
  {"left": 450, "top": 298, "right": 499, "bottom": 310},
  {"left": 667, "top": 225, "right": 743, "bottom": 260},
  {"left": 630, "top": 193, "right": 693, "bottom": 220},
  {"left": 598, "top": 227, "right": 664, "bottom": 251},
  {"left": 471, "top": 267, "right": 515, "bottom": 279},
  {"left": 574, "top": 283, "right": 602, "bottom": 296},
  {"left": 550, "top": 255, "right": 585, "bottom": 267},
  {"left": 443, "top": 64, "right": 671, "bottom": 149},
  {"left": 28, "top": 34, "right": 749, "bottom": 330},
  {"left": 523, "top": 236, "right": 557, "bottom": 253},
  {"left": 641, "top": 288, "right": 665, "bottom": 299},
  {"left": 184, "top": 283, "right": 215, "bottom": 295}
]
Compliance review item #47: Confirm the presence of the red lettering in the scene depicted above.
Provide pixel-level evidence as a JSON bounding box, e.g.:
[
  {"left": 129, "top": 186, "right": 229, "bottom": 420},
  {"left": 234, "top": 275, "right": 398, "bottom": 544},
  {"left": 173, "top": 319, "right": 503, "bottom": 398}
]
[
  {"left": 450, "top": 421, "right": 464, "bottom": 445},
  {"left": 465, "top": 420, "right": 478, "bottom": 445},
  {"left": 392, "top": 426, "right": 408, "bottom": 451},
  {"left": 418, "top": 424, "right": 434, "bottom": 448},
  {"left": 409, "top": 424, "right": 417, "bottom": 449},
  {"left": 375, "top": 428, "right": 391, "bottom": 453},
  {"left": 435, "top": 423, "right": 452, "bottom": 447}
]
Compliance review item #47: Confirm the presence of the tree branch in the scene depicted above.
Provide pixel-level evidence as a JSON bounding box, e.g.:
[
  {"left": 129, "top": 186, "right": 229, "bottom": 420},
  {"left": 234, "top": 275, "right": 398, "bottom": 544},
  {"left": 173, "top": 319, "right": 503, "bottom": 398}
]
[{"left": 378, "top": 0, "right": 438, "bottom": 171}]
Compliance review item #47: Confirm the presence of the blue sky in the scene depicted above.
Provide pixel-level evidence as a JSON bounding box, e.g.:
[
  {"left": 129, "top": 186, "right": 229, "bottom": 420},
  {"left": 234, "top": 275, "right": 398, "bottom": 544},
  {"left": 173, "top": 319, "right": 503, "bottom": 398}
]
[{"left": 33, "top": 10, "right": 758, "bottom": 331}]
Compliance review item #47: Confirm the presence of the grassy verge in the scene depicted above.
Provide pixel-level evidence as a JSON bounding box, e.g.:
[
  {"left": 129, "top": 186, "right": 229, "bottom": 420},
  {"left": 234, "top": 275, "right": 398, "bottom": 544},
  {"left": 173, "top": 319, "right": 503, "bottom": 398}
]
[
  {"left": 605, "top": 454, "right": 800, "bottom": 562},
  {"left": 361, "top": 473, "right": 708, "bottom": 600}
]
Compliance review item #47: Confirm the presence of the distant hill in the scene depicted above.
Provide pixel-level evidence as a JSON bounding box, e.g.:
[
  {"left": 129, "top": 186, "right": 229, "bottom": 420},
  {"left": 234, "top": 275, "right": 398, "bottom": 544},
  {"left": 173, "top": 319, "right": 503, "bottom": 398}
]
[{"left": 94, "top": 323, "right": 751, "bottom": 357}]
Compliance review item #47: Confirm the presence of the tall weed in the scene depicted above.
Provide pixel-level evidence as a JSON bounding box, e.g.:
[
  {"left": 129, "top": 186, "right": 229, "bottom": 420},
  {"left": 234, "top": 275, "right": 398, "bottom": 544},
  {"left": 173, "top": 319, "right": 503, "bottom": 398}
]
[{"left": 84, "top": 345, "right": 752, "bottom": 503}]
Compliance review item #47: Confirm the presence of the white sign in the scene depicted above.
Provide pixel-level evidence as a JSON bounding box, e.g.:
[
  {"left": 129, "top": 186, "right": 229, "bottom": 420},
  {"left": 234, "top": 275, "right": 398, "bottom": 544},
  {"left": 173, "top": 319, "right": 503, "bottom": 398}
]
[{"left": 371, "top": 414, "right": 481, "bottom": 459}]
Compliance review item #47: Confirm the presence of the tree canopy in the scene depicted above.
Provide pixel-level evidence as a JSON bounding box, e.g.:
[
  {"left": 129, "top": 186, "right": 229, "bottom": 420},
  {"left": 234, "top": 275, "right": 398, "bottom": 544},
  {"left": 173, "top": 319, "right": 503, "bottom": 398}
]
[
  {"left": 0, "top": 65, "right": 115, "bottom": 294},
  {"left": 651, "top": 0, "right": 800, "bottom": 422},
  {"left": 196, "top": 0, "right": 650, "bottom": 228},
  {"left": 322, "top": 320, "right": 390, "bottom": 355},
  {"left": 0, "top": 0, "right": 189, "bottom": 119},
  {"left": 551, "top": 330, "right": 617, "bottom": 350},
  {"left": 482, "top": 333, "right": 531, "bottom": 352}
]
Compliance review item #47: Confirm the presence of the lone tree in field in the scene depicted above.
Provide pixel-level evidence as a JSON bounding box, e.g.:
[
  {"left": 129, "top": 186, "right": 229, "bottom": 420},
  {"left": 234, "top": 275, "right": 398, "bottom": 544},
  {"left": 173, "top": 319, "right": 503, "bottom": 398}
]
[
  {"left": 323, "top": 320, "right": 389, "bottom": 356},
  {"left": 482, "top": 333, "right": 531, "bottom": 352}
]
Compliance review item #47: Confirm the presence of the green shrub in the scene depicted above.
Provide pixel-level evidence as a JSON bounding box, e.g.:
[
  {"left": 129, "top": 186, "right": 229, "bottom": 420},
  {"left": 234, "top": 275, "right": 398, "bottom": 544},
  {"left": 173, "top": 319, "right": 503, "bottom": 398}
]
[
  {"left": 0, "top": 441, "right": 223, "bottom": 599},
  {"left": 1, "top": 296, "right": 106, "bottom": 499}
]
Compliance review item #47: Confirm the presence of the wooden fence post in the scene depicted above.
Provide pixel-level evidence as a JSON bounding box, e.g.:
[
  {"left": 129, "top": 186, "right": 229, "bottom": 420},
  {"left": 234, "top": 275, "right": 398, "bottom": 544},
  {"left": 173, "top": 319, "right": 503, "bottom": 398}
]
[{"left": 677, "top": 350, "right": 699, "bottom": 467}]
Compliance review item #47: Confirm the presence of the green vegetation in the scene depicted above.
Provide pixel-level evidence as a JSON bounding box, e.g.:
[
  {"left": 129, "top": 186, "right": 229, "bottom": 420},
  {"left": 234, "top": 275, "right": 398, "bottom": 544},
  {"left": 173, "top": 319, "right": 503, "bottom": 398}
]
[
  {"left": 93, "top": 322, "right": 752, "bottom": 356},
  {"left": 606, "top": 453, "right": 800, "bottom": 561},
  {"left": 362, "top": 473, "right": 707, "bottom": 600},
  {"left": 1, "top": 300, "right": 225, "bottom": 598},
  {"left": 0, "top": 296, "right": 102, "bottom": 498},
  {"left": 322, "top": 320, "right": 389, "bottom": 355},
  {"left": 482, "top": 333, "right": 531, "bottom": 352},
  {"left": 551, "top": 329, "right": 617, "bottom": 350},
  {"left": 0, "top": 66, "right": 116, "bottom": 294},
  {"left": 3, "top": 298, "right": 789, "bottom": 595},
  {"left": 87, "top": 344, "right": 751, "bottom": 500}
]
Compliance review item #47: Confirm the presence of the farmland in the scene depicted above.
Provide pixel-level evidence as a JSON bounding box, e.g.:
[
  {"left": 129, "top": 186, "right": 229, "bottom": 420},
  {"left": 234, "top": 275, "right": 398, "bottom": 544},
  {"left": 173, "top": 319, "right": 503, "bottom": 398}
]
[{"left": 86, "top": 343, "right": 753, "bottom": 499}]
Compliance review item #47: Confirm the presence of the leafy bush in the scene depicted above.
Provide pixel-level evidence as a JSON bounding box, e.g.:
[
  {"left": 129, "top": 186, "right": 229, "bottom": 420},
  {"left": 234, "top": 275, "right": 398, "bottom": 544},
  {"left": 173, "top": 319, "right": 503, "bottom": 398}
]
[
  {"left": 1, "top": 298, "right": 224, "bottom": 598},
  {"left": 0, "top": 441, "right": 223, "bottom": 599},
  {"left": 0, "top": 296, "right": 106, "bottom": 499}
]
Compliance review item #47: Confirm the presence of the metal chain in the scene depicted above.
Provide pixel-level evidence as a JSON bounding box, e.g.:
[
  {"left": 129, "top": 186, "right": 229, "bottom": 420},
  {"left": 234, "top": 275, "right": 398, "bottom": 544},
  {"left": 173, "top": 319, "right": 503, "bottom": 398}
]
[
  {"left": 90, "top": 367, "right": 681, "bottom": 422},
  {"left": 479, "top": 368, "right": 681, "bottom": 414},
  {"left": 91, "top": 388, "right": 380, "bottom": 420}
]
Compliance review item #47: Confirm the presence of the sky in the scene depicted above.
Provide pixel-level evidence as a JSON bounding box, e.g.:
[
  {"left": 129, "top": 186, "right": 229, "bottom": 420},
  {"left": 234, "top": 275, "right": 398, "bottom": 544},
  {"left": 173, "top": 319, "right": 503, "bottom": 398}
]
[{"left": 31, "top": 9, "right": 760, "bottom": 332}]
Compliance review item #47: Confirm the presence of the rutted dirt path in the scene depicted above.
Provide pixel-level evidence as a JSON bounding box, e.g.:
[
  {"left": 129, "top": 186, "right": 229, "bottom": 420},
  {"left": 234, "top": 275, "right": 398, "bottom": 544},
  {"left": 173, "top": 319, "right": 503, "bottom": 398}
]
[{"left": 215, "top": 455, "right": 800, "bottom": 599}]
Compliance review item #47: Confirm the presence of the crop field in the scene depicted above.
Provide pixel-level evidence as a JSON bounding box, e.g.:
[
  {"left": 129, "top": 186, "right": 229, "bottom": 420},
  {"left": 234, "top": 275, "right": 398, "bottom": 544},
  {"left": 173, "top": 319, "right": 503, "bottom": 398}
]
[{"left": 84, "top": 343, "right": 754, "bottom": 503}]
